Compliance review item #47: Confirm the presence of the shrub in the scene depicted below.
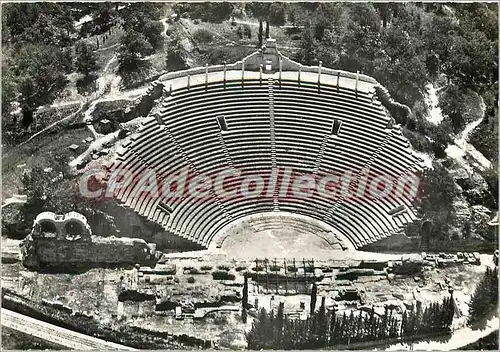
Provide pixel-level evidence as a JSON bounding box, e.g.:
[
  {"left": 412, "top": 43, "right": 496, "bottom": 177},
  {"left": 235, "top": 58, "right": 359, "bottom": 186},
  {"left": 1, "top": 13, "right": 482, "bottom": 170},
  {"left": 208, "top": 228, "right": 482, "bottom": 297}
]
[
  {"left": 243, "top": 24, "right": 251, "bottom": 39},
  {"left": 207, "top": 46, "right": 255, "bottom": 65},
  {"left": 269, "top": 3, "right": 286, "bottom": 26},
  {"left": 217, "top": 264, "right": 231, "bottom": 271},
  {"left": 187, "top": 276, "right": 196, "bottom": 284},
  {"left": 193, "top": 19, "right": 200, "bottom": 25},
  {"left": 236, "top": 26, "right": 243, "bottom": 39},
  {"left": 235, "top": 265, "right": 247, "bottom": 272},
  {"left": 212, "top": 270, "right": 235, "bottom": 280},
  {"left": 200, "top": 265, "right": 213, "bottom": 271},
  {"left": 192, "top": 28, "right": 213, "bottom": 43}
]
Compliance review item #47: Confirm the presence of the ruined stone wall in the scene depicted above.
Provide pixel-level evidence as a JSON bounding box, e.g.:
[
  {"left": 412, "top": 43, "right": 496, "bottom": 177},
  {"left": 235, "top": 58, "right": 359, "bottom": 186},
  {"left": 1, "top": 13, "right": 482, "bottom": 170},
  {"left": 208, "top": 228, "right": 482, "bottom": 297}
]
[
  {"left": 124, "top": 81, "right": 164, "bottom": 121},
  {"left": 21, "top": 235, "right": 161, "bottom": 269}
]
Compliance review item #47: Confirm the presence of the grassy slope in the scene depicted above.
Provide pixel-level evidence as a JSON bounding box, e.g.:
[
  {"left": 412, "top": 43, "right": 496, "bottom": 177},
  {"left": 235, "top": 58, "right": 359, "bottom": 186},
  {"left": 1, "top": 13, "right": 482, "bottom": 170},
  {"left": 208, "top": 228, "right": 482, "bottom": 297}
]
[{"left": 2, "top": 127, "right": 93, "bottom": 200}]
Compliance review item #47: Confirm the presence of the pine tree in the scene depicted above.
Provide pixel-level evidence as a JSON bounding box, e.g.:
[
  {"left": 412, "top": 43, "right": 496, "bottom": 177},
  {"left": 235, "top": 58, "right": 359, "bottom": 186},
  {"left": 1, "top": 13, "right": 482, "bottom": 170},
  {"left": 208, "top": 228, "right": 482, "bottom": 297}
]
[
  {"left": 346, "top": 310, "right": 355, "bottom": 344},
  {"left": 356, "top": 312, "right": 363, "bottom": 341},
  {"left": 310, "top": 282, "right": 318, "bottom": 315},
  {"left": 246, "top": 308, "right": 269, "bottom": 349},
  {"left": 258, "top": 20, "right": 263, "bottom": 47},
  {"left": 380, "top": 306, "right": 389, "bottom": 338},
  {"left": 368, "top": 306, "right": 376, "bottom": 339},
  {"left": 468, "top": 267, "right": 497, "bottom": 324},
  {"left": 401, "top": 310, "right": 408, "bottom": 336},
  {"left": 242, "top": 273, "right": 249, "bottom": 309},
  {"left": 316, "top": 297, "right": 328, "bottom": 347},
  {"left": 328, "top": 310, "right": 337, "bottom": 346},
  {"left": 276, "top": 302, "right": 284, "bottom": 348},
  {"left": 389, "top": 315, "right": 399, "bottom": 338},
  {"left": 446, "top": 294, "right": 455, "bottom": 329},
  {"left": 265, "top": 20, "right": 270, "bottom": 39},
  {"left": 242, "top": 307, "right": 247, "bottom": 323},
  {"left": 268, "top": 309, "right": 276, "bottom": 348},
  {"left": 339, "top": 312, "right": 347, "bottom": 344},
  {"left": 407, "top": 308, "right": 413, "bottom": 336}
]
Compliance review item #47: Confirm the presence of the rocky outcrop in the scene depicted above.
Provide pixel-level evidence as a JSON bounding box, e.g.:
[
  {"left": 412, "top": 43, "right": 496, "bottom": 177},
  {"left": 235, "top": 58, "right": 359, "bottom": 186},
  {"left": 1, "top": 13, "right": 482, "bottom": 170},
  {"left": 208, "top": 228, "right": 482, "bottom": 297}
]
[
  {"left": 471, "top": 205, "right": 494, "bottom": 240},
  {"left": 452, "top": 196, "right": 472, "bottom": 235}
]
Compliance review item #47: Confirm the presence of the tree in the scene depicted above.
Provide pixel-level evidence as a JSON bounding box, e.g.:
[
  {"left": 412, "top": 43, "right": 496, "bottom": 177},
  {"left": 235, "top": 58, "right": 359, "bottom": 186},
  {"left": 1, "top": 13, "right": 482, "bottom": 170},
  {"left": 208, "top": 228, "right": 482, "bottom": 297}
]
[
  {"left": 310, "top": 282, "right": 317, "bottom": 315},
  {"left": 12, "top": 44, "right": 69, "bottom": 127},
  {"left": 3, "top": 3, "right": 75, "bottom": 46},
  {"left": 258, "top": 20, "right": 263, "bottom": 47},
  {"left": 20, "top": 157, "right": 81, "bottom": 229},
  {"left": 246, "top": 2, "right": 270, "bottom": 20},
  {"left": 295, "top": 20, "right": 318, "bottom": 65},
  {"left": 242, "top": 307, "right": 248, "bottom": 324},
  {"left": 242, "top": 273, "right": 249, "bottom": 309},
  {"left": 143, "top": 21, "right": 164, "bottom": 50},
  {"left": 118, "top": 29, "right": 154, "bottom": 70},
  {"left": 2, "top": 57, "right": 17, "bottom": 116},
  {"left": 185, "top": 3, "right": 233, "bottom": 23},
  {"left": 316, "top": 297, "right": 328, "bottom": 346},
  {"left": 438, "top": 85, "right": 469, "bottom": 132},
  {"left": 468, "top": 267, "right": 499, "bottom": 324},
  {"left": 416, "top": 162, "right": 458, "bottom": 241},
  {"left": 246, "top": 308, "right": 269, "bottom": 349},
  {"left": 74, "top": 41, "right": 99, "bottom": 76},
  {"left": 265, "top": 21, "right": 270, "bottom": 39},
  {"left": 442, "top": 8, "right": 498, "bottom": 91},
  {"left": 166, "top": 30, "right": 189, "bottom": 70},
  {"left": 276, "top": 302, "right": 285, "bottom": 347},
  {"left": 269, "top": 3, "right": 286, "bottom": 26},
  {"left": 93, "top": 3, "right": 117, "bottom": 32},
  {"left": 120, "top": 3, "right": 160, "bottom": 31}
]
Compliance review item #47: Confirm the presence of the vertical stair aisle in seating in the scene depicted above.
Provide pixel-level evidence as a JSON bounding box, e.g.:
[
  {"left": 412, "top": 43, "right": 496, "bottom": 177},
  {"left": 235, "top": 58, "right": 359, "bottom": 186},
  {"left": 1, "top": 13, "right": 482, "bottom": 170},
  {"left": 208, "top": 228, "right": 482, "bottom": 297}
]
[
  {"left": 323, "top": 125, "right": 395, "bottom": 224},
  {"left": 312, "top": 134, "right": 331, "bottom": 177},
  {"left": 269, "top": 78, "right": 279, "bottom": 211},
  {"left": 217, "top": 131, "right": 235, "bottom": 172}
]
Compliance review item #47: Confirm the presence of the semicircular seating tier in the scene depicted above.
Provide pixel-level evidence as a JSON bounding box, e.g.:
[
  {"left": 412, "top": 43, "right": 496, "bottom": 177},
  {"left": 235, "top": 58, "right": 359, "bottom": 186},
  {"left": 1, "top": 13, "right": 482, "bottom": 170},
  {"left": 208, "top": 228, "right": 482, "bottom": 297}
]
[{"left": 106, "top": 39, "right": 424, "bottom": 250}]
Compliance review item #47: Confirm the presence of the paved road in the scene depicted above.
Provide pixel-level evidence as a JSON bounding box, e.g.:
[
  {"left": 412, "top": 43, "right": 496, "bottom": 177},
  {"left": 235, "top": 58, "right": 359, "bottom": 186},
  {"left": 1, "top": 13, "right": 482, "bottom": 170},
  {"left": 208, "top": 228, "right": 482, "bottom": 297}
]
[{"left": 1, "top": 308, "right": 135, "bottom": 350}]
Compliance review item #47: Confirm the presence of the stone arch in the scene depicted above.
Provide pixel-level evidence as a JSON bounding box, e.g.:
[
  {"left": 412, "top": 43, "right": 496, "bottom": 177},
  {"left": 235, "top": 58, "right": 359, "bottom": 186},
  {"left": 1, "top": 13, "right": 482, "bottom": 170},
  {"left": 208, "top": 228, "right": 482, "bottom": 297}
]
[
  {"left": 62, "top": 211, "right": 92, "bottom": 239},
  {"left": 420, "top": 220, "right": 434, "bottom": 248},
  {"left": 64, "top": 221, "right": 85, "bottom": 239},
  {"left": 39, "top": 220, "right": 57, "bottom": 236}
]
